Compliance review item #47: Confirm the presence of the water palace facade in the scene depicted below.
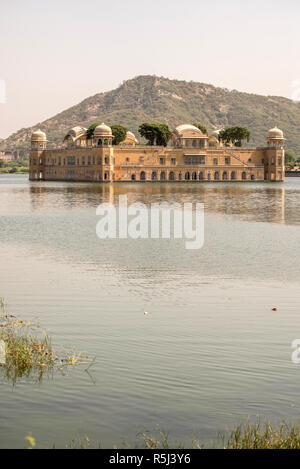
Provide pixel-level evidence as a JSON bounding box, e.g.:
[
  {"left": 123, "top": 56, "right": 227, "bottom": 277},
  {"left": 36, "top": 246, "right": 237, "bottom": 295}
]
[{"left": 29, "top": 124, "right": 285, "bottom": 183}]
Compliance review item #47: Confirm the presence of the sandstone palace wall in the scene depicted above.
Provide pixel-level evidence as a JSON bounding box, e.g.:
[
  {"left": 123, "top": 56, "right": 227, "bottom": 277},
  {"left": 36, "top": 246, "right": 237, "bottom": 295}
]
[{"left": 29, "top": 124, "right": 285, "bottom": 183}]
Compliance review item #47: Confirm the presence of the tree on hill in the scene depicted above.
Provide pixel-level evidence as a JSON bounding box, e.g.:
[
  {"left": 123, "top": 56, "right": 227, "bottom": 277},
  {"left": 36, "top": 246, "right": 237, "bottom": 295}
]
[
  {"left": 192, "top": 123, "right": 208, "bottom": 135},
  {"left": 86, "top": 123, "right": 100, "bottom": 140},
  {"left": 111, "top": 125, "right": 127, "bottom": 145},
  {"left": 138, "top": 123, "right": 171, "bottom": 146},
  {"left": 219, "top": 126, "right": 250, "bottom": 147}
]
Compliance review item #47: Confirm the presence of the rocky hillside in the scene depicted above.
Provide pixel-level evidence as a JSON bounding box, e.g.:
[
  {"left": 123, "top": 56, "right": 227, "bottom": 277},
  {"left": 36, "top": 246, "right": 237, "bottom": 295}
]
[{"left": 3, "top": 75, "right": 300, "bottom": 154}]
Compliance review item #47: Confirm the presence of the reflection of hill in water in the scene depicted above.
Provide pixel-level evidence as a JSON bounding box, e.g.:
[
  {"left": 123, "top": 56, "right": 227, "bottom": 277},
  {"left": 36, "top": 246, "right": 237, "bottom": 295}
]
[{"left": 27, "top": 181, "right": 300, "bottom": 226}]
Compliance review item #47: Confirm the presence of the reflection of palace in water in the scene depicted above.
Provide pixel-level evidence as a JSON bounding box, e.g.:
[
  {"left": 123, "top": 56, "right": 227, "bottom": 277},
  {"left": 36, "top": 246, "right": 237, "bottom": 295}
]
[
  {"left": 29, "top": 179, "right": 286, "bottom": 224},
  {"left": 29, "top": 124, "right": 285, "bottom": 183}
]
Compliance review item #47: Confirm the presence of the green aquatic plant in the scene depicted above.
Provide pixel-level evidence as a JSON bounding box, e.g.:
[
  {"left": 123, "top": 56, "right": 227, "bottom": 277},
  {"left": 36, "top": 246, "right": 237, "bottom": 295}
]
[{"left": 0, "top": 297, "right": 94, "bottom": 384}]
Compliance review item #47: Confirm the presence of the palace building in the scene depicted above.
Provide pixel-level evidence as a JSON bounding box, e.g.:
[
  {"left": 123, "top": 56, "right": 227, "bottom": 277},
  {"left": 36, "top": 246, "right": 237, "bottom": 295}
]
[{"left": 29, "top": 124, "right": 285, "bottom": 182}]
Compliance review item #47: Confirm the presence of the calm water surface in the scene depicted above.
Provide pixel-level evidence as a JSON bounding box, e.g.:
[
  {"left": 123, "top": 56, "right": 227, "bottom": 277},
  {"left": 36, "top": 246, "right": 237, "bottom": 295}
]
[{"left": 0, "top": 175, "right": 300, "bottom": 448}]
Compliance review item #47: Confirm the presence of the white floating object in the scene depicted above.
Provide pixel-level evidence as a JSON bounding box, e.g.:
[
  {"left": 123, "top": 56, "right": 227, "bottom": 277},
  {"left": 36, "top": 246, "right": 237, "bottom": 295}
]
[
  {"left": 144, "top": 311, "right": 152, "bottom": 316},
  {"left": 0, "top": 340, "right": 6, "bottom": 365}
]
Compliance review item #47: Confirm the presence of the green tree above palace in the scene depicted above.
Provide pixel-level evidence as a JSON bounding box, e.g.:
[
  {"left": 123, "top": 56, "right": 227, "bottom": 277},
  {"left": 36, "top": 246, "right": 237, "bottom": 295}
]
[
  {"left": 138, "top": 123, "right": 171, "bottom": 146},
  {"left": 156, "top": 124, "right": 171, "bottom": 146},
  {"left": 219, "top": 126, "right": 251, "bottom": 147},
  {"left": 111, "top": 125, "right": 127, "bottom": 145}
]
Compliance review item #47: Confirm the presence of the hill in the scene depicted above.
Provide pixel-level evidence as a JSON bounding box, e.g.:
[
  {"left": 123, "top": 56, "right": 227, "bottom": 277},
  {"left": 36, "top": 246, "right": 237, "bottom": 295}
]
[{"left": 3, "top": 75, "right": 300, "bottom": 155}]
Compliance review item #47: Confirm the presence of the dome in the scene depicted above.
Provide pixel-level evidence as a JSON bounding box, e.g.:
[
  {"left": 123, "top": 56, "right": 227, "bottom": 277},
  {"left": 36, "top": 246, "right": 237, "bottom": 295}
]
[
  {"left": 94, "top": 123, "right": 112, "bottom": 138},
  {"left": 125, "top": 131, "right": 138, "bottom": 144},
  {"left": 267, "top": 126, "right": 284, "bottom": 139},
  {"left": 126, "top": 131, "right": 137, "bottom": 140},
  {"left": 210, "top": 129, "right": 221, "bottom": 138},
  {"left": 31, "top": 129, "right": 46, "bottom": 141},
  {"left": 174, "top": 124, "right": 205, "bottom": 137},
  {"left": 63, "top": 126, "right": 87, "bottom": 142}
]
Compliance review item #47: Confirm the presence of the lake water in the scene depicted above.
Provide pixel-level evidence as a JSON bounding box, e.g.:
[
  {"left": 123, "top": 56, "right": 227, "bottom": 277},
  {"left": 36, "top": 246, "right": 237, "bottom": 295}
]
[{"left": 0, "top": 174, "right": 300, "bottom": 448}]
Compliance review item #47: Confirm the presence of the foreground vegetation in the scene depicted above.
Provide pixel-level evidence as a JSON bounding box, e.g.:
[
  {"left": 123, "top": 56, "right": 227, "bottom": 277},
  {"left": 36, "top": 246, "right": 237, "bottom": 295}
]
[
  {"left": 222, "top": 421, "right": 300, "bottom": 449},
  {"left": 22, "top": 421, "right": 300, "bottom": 449},
  {"left": 0, "top": 297, "right": 93, "bottom": 384},
  {"left": 70, "top": 422, "right": 300, "bottom": 449}
]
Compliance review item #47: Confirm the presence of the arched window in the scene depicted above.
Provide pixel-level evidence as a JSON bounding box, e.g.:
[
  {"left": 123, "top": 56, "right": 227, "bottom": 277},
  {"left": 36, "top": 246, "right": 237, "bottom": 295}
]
[
  {"left": 185, "top": 172, "right": 190, "bottom": 181},
  {"left": 151, "top": 171, "right": 157, "bottom": 181},
  {"left": 214, "top": 171, "right": 220, "bottom": 181},
  {"left": 131, "top": 174, "right": 136, "bottom": 181},
  {"left": 199, "top": 171, "right": 204, "bottom": 181},
  {"left": 192, "top": 171, "right": 197, "bottom": 180},
  {"left": 160, "top": 171, "right": 166, "bottom": 181},
  {"left": 242, "top": 172, "right": 247, "bottom": 180},
  {"left": 169, "top": 171, "right": 175, "bottom": 181},
  {"left": 140, "top": 171, "right": 146, "bottom": 181},
  {"left": 222, "top": 171, "right": 228, "bottom": 181},
  {"left": 231, "top": 171, "right": 236, "bottom": 180}
]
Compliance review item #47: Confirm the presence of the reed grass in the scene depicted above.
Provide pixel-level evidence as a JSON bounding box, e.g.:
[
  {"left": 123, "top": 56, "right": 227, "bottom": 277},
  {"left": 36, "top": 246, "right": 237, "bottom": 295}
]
[
  {"left": 0, "top": 297, "right": 94, "bottom": 384},
  {"left": 65, "top": 421, "right": 300, "bottom": 450},
  {"left": 222, "top": 420, "right": 300, "bottom": 449}
]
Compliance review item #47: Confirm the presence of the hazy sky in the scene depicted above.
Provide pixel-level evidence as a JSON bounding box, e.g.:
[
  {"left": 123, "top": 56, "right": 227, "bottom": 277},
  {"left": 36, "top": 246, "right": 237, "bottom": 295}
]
[{"left": 0, "top": 0, "right": 299, "bottom": 138}]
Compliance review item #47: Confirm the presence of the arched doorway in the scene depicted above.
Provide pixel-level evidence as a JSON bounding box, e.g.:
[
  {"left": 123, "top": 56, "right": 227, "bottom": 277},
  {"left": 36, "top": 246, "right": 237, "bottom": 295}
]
[
  {"left": 207, "top": 173, "right": 211, "bottom": 181},
  {"left": 160, "top": 171, "right": 166, "bottom": 181},
  {"left": 214, "top": 171, "right": 220, "bottom": 181},
  {"left": 169, "top": 171, "right": 175, "bottom": 181},
  {"left": 140, "top": 171, "right": 146, "bottom": 181},
  {"left": 199, "top": 172, "right": 204, "bottom": 181},
  {"left": 192, "top": 171, "right": 197, "bottom": 180},
  {"left": 231, "top": 171, "right": 236, "bottom": 180},
  {"left": 242, "top": 172, "right": 247, "bottom": 180},
  {"left": 131, "top": 173, "right": 136, "bottom": 181},
  {"left": 151, "top": 171, "right": 157, "bottom": 181},
  {"left": 222, "top": 171, "right": 228, "bottom": 181},
  {"left": 178, "top": 173, "right": 182, "bottom": 181},
  {"left": 185, "top": 172, "right": 190, "bottom": 181},
  {"left": 251, "top": 174, "right": 255, "bottom": 181}
]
